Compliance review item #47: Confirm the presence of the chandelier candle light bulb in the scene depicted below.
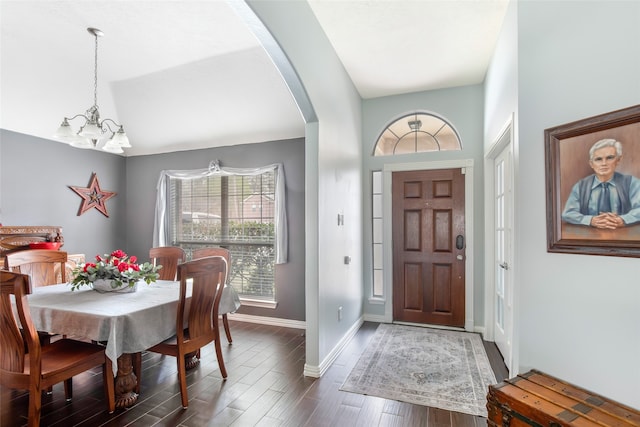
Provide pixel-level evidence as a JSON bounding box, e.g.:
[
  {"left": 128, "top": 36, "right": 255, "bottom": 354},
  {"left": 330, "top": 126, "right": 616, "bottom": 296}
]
[{"left": 53, "top": 27, "right": 131, "bottom": 153}]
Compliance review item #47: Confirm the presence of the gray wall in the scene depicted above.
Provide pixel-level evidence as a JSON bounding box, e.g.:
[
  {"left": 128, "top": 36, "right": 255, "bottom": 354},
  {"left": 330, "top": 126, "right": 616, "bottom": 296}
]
[
  {"left": 0, "top": 130, "right": 305, "bottom": 321},
  {"left": 125, "top": 138, "right": 306, "bottom": 321},
  {"left": 0, "top": 130, "right": 126, "bottom": 257}
]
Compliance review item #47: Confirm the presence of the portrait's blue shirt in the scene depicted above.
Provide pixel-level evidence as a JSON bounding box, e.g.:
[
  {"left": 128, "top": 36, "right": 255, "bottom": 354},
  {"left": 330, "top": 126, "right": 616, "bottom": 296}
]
[{"left": 562, "top": 173, "right": 640, "bottom": 226}]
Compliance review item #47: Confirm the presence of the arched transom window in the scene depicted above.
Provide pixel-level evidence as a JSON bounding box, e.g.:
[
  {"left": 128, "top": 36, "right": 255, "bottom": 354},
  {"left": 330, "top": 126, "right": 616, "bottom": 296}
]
[{"left": 373, "top": 113, "right": 462, "bottom": 156}]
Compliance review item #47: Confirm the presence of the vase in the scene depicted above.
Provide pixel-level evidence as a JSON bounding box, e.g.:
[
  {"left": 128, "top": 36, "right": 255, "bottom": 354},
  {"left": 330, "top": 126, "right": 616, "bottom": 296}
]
[{"left": 92, "top": 279, "right": 138, "bottom": 293}]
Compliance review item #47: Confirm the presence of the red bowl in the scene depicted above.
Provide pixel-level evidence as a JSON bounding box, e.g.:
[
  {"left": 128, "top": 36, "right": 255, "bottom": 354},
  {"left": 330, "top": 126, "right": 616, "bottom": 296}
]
[{"left": 29, "top": 242, "right": 61, "bottom": 250}]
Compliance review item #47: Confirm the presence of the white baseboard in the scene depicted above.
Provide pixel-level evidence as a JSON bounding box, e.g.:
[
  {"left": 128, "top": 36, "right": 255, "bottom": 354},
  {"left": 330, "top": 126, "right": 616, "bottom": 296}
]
[
  {"left": 303, "top": 316, "right": 364, "bottom": 378},
  {"left": 226, "top": 312, "right": 306, "bottom": 330}
]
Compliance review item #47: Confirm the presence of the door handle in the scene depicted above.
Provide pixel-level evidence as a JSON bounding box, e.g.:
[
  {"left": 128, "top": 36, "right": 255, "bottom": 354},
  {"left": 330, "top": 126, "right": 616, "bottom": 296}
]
[{"left": 456, "top": 235, "right": 464, "bottom": 250}]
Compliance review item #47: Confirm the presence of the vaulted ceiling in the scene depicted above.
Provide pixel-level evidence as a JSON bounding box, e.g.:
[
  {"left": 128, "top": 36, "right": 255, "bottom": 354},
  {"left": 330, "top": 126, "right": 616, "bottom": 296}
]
[{"left": 0, "top": 1, "right": 509, "bottom": 156}]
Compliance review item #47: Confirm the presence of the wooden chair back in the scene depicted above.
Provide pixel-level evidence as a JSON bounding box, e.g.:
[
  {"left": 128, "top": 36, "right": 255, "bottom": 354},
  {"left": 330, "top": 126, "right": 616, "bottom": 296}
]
[
  {"left": 0, "top": 270, "right": 33, "bottom": 374},
  {"left": 177, "top": 256, "right": 226, "bottom": 353},
  {"left": 192, "top": 247, "right": 235, "bottom": 343},
  {"left": 6, "top": 249, "right": 68, "bottom": 286},
  {"left": 0, "top": 270, "right": 116, "bottom": 425},
  {"left": 149, "top": 246, "right": 185, "bottom": 281},
  {"left": 147, "top": 256, "right": 228, "bottom": 408},
  {"left": 192, "top": 247, "right": 231, "bottom": 283}
]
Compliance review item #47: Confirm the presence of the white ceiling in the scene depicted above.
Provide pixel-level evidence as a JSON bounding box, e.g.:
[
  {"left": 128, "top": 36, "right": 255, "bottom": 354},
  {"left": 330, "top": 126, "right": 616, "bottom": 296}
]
[{"left": 0, "top": 0, "right": 509, "bottom": 157}]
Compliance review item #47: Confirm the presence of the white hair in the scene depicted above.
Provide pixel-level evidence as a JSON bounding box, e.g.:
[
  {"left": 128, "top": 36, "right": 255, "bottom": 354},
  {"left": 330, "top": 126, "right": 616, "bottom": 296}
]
[{"left": 589, "top": 138, "right": 622, "bottom": 160}]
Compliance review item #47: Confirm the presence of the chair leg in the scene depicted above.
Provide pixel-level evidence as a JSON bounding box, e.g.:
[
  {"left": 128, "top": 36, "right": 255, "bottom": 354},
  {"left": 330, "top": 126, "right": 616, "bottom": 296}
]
[
  {"left": 214, "top": 332, "right": 228, "bottom": 379},
  {"left": 177, "top": 352, "right": 189, "bottom": 408},
  {"left": 63, "top": 378, "right": 73, "bottom": 401},
  {"left": 103, "top": 357, "right": 116, "bottom": 413},
  {"left": 222, "top": 314, "right": 232, "bottom": 344},
  {"left": 28, "top": 382, "right": 43, "bottom": 427}
]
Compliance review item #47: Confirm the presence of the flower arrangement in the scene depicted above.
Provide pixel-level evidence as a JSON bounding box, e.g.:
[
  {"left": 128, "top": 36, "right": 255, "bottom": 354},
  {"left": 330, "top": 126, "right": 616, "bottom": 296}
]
[{"left": 70, "top": 249, "right": 162, "bottom": 291}]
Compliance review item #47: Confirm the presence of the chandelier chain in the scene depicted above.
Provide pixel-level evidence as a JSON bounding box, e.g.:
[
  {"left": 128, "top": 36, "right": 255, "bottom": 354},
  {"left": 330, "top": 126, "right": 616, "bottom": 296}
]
[{"left": 93, "top": 32, "right": 98, "bottom": 108}]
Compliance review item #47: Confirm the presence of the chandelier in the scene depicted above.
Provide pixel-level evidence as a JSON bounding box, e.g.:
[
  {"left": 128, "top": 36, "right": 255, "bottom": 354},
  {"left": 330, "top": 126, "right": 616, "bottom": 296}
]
[
  {"left": 408, "top": 119, "right": 422, "bottom": 131},
  {"left": 54, "top": 28, "right": 130, "bottom": 154}
]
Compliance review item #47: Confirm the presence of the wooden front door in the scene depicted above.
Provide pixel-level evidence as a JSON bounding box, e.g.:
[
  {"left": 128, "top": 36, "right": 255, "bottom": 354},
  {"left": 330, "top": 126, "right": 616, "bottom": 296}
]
[{"left": 392, "top": 168, "right": 465, "bottom": 327}]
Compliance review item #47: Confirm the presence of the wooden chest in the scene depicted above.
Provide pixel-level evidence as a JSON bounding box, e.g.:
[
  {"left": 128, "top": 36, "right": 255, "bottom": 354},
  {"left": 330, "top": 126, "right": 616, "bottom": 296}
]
[{"left": 487, "top": 369, "right": 640, "bottom": 427}]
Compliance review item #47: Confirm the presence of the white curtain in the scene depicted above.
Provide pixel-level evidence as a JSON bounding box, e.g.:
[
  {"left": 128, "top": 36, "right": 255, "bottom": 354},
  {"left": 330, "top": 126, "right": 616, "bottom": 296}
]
[{"left": 153, "top": 160, "right": 288, "bottom": 264}]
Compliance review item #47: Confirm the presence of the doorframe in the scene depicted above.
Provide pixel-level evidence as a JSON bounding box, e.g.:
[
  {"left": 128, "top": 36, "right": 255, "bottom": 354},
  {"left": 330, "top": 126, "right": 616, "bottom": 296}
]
[
  {"left": 382, "top": 159, "right": 475, "bottom": 332},
  {"left": 484, "top": 114, "right": 515, "bottom": 374}
]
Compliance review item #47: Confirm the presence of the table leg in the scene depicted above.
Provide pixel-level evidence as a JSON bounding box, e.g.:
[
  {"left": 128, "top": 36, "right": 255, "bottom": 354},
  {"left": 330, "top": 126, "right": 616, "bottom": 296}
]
[
  {"left": 112, "top": 352, "right": 197, "bottom": 407},
  {"left": 114, "top": 353, "right": 139, "bottom": 408}
]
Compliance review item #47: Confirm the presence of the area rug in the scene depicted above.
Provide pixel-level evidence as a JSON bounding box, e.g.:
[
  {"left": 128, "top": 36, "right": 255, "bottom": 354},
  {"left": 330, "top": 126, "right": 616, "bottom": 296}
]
[{"left": 340, "top": 324, "right": 497, "bottom": 417}]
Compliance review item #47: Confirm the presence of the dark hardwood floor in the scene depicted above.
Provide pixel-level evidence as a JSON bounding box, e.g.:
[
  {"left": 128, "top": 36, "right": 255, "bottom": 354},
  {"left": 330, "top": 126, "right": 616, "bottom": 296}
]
[{"left": 1, "top": 321, "right": 508, "bottom": 426}]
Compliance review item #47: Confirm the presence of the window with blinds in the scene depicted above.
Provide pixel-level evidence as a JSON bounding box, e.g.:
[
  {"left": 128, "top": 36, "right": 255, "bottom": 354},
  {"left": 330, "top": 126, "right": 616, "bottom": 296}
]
[{"left": 168, "top": 170, "right": 276, "bottom": 300}]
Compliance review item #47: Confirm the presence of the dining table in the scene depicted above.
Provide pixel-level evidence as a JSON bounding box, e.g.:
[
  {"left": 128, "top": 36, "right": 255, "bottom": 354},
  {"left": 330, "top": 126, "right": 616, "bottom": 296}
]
[{"left": 24, "top": 279, "right": 240, "bottom": 408}]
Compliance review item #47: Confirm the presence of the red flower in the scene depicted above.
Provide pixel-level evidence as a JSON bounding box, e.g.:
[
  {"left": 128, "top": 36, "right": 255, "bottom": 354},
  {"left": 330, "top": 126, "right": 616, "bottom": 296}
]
[
  {"left": 84, "top": 263, "right": 96, "bottom": 272},
  {"left": 117, "top": 262, "right": 129, "bottom": 272},
  {"left": 131, "top": 264, "right": 140, "bottom": 271},
  {"left": 111, "top": 249, "right": 127, "bottom": 259},
  {"left": 129, "top": 255, "right": 137, "bottom": 263},
  {"left": 113, "top": 259, "right": 120, "bottom": 266},
  {"left": 95, "top": 255, "right": 102, "bottom": 262}
]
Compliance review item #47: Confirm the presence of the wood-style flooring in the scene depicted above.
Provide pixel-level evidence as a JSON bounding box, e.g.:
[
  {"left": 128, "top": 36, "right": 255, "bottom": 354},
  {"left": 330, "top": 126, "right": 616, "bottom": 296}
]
[{"left": 1, "top": 321, "right": 508, "bottom": 426}]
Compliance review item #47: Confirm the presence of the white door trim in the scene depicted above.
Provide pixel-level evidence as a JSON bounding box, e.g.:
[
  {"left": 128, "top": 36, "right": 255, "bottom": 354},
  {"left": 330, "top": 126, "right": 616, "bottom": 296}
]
[{"left": 382, "top": 159, "right": 475, "bottom": 332}]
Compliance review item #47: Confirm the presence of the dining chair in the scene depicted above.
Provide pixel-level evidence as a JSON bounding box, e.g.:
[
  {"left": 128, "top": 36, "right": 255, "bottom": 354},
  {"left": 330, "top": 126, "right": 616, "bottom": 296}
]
[
  {"left": 146, "top": 256, "right": 228, "bottom": 408},
  {"left": 149, "top": 246, "right": 185, "bottom": 281},
  {"left": 6, "top": 249, "right": 69, "bottom": 347},
  {"left": 192, "top": 247, "right": 235, "bottom": 344},
  {"left": 64, "top": 253, "right": 86, "bottom": 284},
  {"left": 6, "top": 249, "right": 68, "bottom": 287},
  {"left": 0, "top": 270, "right": 116, "bottom": 426}
]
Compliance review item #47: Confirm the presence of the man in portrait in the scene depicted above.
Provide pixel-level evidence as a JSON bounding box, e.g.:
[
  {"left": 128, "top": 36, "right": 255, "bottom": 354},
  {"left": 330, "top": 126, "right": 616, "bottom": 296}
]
[{"left": 562, "top": 138, "right": 640, "bottom": 229}]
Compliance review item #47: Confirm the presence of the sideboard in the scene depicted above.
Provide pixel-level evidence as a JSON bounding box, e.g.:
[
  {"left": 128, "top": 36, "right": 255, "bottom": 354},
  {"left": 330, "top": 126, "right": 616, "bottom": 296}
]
[{"left": 0, "top": 225, "right": 84, "bottom": 281}]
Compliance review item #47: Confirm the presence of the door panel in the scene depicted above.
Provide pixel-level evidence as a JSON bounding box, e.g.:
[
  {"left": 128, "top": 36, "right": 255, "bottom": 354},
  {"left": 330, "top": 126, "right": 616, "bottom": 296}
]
[
  {"left": 494, "top": 144, "right": 513, "bottom": 367},
  {"left": 392, "top": 169, "right": 465, "bottom": 327},
  {"left": 404, "top": 263, "right": 423, "bottom": 310}
]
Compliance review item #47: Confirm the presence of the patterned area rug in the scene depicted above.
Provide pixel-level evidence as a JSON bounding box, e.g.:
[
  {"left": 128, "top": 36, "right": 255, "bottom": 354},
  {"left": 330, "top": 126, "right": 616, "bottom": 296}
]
[{"left": 340, "top": 324, "right": 497, "bottom": 417}]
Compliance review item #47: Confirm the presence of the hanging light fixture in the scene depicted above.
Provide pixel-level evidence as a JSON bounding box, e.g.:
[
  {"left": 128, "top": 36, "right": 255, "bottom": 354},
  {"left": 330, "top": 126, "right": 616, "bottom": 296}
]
[
  {"left": 408, "top": 119, "right": 422, "bottom": 132},
  {"left": 54, "top": 28, "right": 130, "bottom": 154}
]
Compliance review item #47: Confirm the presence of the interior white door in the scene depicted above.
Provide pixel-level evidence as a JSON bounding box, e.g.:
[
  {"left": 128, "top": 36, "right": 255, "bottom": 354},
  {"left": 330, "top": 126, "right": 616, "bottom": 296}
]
[{"left": 494, "top": 143, "right": 513, "bottom": 368}]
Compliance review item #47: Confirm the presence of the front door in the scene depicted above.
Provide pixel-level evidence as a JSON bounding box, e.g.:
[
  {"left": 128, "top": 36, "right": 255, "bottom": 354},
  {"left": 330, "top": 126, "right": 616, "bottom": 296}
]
[{"left": 392, "top": 169, "right": 466, "bottom": 327}]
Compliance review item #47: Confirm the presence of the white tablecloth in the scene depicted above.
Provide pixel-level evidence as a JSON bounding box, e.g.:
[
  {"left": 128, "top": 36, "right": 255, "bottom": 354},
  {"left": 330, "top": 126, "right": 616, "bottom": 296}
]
[{"left": 26, "top": 280, "right": 239, "bottom": 375}]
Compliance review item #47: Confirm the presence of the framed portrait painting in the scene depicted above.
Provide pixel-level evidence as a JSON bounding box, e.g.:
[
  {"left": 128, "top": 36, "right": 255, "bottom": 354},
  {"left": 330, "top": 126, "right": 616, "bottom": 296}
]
[{"left": 545, "top": 104, "right": 640, "bottom": 257}]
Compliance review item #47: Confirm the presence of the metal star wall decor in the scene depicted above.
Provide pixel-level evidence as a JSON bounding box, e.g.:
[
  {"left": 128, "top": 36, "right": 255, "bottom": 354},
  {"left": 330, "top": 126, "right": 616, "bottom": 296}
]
[{"left": 69, "top": 173, "right": 116, "bottom": 217}]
